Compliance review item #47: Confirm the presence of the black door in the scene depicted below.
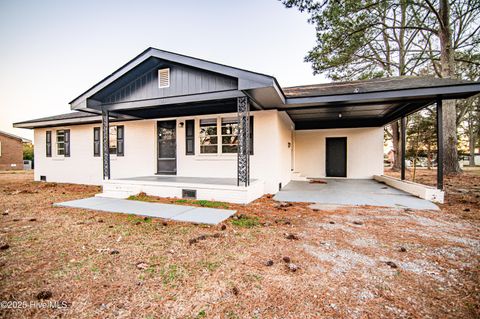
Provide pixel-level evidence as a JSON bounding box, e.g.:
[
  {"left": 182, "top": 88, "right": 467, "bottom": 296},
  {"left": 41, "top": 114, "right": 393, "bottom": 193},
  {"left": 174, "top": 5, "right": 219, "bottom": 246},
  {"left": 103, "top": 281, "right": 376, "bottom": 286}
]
[
  {"left": 157, "top": 120, "right": 177, "bottom": 175},
  {"left": 326, "top": 137, "right": 347, "bottom": 177}
]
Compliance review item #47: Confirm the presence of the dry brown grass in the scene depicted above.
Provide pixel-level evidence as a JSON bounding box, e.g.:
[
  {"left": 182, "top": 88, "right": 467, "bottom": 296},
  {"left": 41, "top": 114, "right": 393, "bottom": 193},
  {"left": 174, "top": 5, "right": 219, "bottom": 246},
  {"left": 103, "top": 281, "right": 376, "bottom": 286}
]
[
  {"left": 0, "top": 171, "right": 479, "bottom": 318},
  {"left": 385, "top": 167, "right": 480, "bottom": 221}
]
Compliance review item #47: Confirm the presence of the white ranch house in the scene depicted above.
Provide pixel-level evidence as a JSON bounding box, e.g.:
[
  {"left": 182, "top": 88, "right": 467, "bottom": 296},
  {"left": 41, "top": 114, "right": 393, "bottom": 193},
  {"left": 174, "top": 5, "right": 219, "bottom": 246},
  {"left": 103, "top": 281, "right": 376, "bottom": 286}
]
[{"left": 14, "top": 48, "right": 480, "bottom": 204}]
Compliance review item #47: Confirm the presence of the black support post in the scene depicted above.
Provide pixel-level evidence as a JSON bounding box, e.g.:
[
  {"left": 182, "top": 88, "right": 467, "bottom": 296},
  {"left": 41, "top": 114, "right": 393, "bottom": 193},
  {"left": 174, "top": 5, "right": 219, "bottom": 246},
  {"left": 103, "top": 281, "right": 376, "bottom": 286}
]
[
  {"left": 400, "top": 116, "right": 406, "bottom": 180},
  {"left": 102, "top": 109, "right": 110, "bottom": 180},
  {"left": 436, "top": 98, "right": 444, "bottom": 190},
  {"left": 237, "top": 96, "right": 250, "bottom": 187}
]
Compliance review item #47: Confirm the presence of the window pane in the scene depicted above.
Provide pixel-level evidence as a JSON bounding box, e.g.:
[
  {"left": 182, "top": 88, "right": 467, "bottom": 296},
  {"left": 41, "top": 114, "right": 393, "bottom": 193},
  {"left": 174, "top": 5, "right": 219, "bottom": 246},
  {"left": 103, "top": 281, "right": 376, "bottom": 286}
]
[
  {"left": 200, "top": 118, "right": 217, "bottom": 125},
  {"left": 222, "top": 135, "right": 238, "bottom": 145},
  {"left": 200, "top": 126, "right": 217, "bottom": 135},
  {"left": 57, "top": 130, "right": 65, "bottom": 141},
  {"left": 222, "top": 145, "right": 237, "bottom": 153},
  {"left": 201, "top": 145, "right": 218, "bottom": 153}
]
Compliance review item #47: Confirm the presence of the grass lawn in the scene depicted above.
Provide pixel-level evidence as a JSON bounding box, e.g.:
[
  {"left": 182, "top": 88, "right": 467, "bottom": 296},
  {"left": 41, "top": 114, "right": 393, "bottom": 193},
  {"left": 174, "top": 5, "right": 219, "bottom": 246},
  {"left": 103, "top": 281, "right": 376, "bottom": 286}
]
[{"left": 0, "top": 171, "right": 479, "bottom": 318}]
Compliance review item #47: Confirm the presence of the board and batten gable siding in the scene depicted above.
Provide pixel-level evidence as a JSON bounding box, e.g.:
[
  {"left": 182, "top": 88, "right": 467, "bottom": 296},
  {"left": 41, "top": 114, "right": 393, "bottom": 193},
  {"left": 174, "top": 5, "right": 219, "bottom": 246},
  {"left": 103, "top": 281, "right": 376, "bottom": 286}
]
[
  {"left": 101, "top": 64, "right": 237, "bottom": 105},
  {"left": 294, "top": 127, "right": 384, "bottom": 179}
]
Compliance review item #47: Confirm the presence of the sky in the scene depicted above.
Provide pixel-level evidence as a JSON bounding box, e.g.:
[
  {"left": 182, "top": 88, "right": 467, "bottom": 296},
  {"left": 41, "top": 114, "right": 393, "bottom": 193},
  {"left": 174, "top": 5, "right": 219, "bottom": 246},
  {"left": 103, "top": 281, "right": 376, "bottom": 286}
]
[{"left": 0, "top": 0, "right": 326, "bottom": 140}]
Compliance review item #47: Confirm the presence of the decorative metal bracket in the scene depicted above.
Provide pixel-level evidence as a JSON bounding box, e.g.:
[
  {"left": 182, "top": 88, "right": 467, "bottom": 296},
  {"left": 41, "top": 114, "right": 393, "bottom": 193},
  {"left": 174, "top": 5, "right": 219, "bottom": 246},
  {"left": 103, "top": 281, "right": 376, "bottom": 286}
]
[
  {"left": 237, "top": 96, "right": 250, "bottom": 187},
  {"left": 102, "top": 109, "right": 110, "bottom": 180}
]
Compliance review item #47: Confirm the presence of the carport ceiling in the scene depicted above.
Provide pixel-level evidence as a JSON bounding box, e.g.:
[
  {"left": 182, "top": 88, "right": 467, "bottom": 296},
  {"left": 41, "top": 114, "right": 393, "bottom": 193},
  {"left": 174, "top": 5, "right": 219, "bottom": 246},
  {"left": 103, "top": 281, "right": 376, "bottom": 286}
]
[
  {"left": 280, "top": 77, "right": 480, "bottom": 130},
  {"left": 285, "top": 100, "right": 433, "bottom": 129}
]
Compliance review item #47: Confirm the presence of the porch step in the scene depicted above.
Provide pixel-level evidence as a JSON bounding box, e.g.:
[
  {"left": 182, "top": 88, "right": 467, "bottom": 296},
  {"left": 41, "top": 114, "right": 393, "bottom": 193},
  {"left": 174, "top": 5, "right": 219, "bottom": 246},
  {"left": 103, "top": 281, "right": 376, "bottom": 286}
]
[
  {"left": 291, "top": 171, "right": 309, "bottom": 181},
  {"left": 96, "top": 190, "right": 132, "bottom": 199},
  {"left": 97, "top": 181, "right": 139, "bottom": 199},
  {"left": 97, "top": 177, "right": 265, "bottom": 204}
]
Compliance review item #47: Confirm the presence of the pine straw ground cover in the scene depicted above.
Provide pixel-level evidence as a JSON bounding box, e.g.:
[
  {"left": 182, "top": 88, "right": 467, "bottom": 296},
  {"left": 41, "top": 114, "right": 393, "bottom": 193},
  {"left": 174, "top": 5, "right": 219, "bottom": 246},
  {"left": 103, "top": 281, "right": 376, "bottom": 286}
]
[{"left": 0, "top": 171, "right": 479, "bottom": 318}]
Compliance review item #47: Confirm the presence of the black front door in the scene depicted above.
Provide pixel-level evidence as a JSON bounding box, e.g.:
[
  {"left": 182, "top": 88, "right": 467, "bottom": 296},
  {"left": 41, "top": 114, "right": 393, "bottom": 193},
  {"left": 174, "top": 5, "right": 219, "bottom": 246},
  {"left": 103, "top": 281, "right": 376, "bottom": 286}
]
[
  {"left": 157, "top": 120, "right": 177, "bottom": 175},
  {"left": 326, "top": 137, "right": 347, "bottom": 177}
]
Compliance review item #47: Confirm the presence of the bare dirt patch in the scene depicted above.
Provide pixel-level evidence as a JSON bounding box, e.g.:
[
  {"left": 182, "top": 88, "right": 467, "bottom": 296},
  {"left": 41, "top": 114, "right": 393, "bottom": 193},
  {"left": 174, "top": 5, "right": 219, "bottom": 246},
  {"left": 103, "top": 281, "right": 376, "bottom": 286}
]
[
  {"left": 386, "top": 167, "right": 480, "bottom": 221},
  {"left": 0, "top": 171, "right": 479, "bottom": 318}
]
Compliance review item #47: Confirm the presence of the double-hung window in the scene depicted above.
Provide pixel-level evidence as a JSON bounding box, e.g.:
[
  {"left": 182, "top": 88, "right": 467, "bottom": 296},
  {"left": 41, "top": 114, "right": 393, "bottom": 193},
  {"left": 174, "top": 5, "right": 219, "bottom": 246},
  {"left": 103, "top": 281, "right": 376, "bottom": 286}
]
[
  {"left": 107, "top": 125, "right": 124, "bottom": 156},
  {"left": 221, "top": 117, "right": 239, "bottom": 153},
  {"left": 199, "top": 117, "right": 253, "bottom": 154},
  {"left": 109, "top": 126, "right": 118, "bottom": 154},
  {"left": 54, "top": 129, "right": 70, "bottom": 157},
  {"left": 56, "top": 130, "right": 65, "bottom": 155},
  {"left": 199, "top": 119, "right": 218, "bottom": 154},
  {"left": 55, "top": 130, "right": 70, "bottom": 156}
]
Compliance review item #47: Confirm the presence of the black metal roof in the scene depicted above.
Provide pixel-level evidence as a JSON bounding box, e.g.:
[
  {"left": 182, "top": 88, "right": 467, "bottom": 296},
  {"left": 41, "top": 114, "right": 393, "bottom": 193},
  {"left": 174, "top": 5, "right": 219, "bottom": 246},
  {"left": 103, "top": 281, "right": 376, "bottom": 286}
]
[
  {"left": 15, "top": 112, "right": 97, "bottom": 124},
  {"left": 12, "top": 46, "right": 480, "bottom": 131},
  {"left": 281, "top": 77, "right": 480, "bottom": 129},
  {"left": 283, "top": 76, "right": 472, "bottom": 98},
  {"left": 13, "top": 76, "right": 480, "bottom": 129}
]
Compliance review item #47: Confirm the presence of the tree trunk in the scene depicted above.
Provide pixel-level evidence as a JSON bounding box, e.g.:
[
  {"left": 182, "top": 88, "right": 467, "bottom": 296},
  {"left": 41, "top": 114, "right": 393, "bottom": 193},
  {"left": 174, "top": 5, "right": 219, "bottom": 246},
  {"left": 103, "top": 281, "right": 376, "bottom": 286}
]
[
  {"left": 391, "top": 121, "right": 401, "bottom": 170},
  {"left": 427, "top": 143, "right": 432, "bottom": 169},
  {"left": 439, "top": 0, "right": 461, "bottom": 174},
  {"left": 390, "top": 2, "right": 406, "bottom": 172},
  {"left": 442, "top": 100, "right": 461, "bottom": 173},
  {"left": 469, "top": 130, "right": 476, "bottom": 167}
]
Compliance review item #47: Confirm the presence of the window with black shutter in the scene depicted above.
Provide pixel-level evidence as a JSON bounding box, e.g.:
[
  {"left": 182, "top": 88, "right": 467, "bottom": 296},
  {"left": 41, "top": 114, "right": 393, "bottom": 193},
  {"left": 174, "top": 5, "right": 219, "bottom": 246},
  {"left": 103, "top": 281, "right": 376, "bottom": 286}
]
[
  {"left": 93, "top": 127, "right": 100, "bottom": 157},
  {"left": 46, "top": 131, "right": 52, "bottom": 157},
  {"left": 185, "top": 120, "right": 195, "bottom": 155},
  {"left": 64, "top": 129, "right": 70, "bottom": 157},
  {"left": 116, "top": 126, "right": 124, "bottom": 156}
]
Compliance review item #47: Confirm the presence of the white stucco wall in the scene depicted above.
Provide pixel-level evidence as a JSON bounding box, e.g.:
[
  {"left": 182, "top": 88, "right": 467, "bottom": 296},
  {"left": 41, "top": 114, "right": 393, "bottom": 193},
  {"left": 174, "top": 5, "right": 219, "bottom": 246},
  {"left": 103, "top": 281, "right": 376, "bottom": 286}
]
[
  {"left": 175, "top": 109, "right": 292, "bottom": 193},
  {"left": 32, "top": 110, "right": 293, "bottom": 194},
  {"left": 294, "top": 127, "right": 384, "bottom": 179},
  {"left": 33, "top": 120, "right": 156, "bottom": 185}
]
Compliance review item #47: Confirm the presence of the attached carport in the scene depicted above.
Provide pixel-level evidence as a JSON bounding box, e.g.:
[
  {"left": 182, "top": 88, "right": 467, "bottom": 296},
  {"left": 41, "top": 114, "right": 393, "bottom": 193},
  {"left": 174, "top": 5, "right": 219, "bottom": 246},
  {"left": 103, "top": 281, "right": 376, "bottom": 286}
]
[
  {"left": 279, "top": 77, "right": 480, "bottom": 198},
  {"left": 274, "top": 179, "right": 440, "bottom": 210}
]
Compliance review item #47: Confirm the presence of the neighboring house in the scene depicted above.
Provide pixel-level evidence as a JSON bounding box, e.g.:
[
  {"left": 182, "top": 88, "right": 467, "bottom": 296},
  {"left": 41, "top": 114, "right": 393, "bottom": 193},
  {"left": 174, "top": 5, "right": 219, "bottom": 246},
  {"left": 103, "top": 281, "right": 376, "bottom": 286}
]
[
  {"left": 13, "top": 48, "right": 480, "bottom": 203},
  {"left": 461, "top": 153, "right": 480, "bottom": 166},
  {"left": 0, "top": 130, "right": 31, "bottom": 171}
]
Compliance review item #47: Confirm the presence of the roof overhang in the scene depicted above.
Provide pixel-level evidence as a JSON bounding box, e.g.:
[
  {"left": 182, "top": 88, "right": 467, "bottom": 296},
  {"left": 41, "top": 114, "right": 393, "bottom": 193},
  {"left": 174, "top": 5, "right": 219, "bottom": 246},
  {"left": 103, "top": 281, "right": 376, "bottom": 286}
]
[
  {"left": 282, "top": 82, "right": 480, "bottom": 130},
  {"left": 70, "top": 47, "right": 281, "bottom": 111},
  {"left": 13, "top": 46, "right": 480, "bottom": 131}
]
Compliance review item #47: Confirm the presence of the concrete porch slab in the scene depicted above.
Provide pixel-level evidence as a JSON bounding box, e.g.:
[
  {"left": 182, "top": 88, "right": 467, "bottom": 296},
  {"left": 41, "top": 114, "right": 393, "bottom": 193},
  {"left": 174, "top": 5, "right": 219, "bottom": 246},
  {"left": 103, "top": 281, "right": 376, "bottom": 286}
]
[
  {"left": 54, "top": 197, "right": 236, "bottom": 225},
  {"left": 274, "top": 179, "right": 439, "bottom": 210}
]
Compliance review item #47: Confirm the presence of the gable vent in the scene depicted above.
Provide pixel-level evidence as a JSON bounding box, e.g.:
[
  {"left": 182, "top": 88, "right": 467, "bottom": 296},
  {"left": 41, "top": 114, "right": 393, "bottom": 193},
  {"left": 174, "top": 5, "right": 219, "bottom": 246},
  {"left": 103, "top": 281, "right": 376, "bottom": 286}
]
[{"left": 158, "top": 68, "right": 170, "bottom": 88}]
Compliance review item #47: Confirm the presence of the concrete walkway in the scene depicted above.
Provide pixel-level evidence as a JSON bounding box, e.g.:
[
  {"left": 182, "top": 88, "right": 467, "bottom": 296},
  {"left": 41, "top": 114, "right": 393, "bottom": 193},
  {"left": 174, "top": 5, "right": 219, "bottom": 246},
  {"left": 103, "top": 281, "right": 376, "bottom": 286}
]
[
  {"left": 274, "top": 179, "right": 439, "bottom": 210},
  {"left": 54, "top": 197, "right": 236, "bottom": 225}
]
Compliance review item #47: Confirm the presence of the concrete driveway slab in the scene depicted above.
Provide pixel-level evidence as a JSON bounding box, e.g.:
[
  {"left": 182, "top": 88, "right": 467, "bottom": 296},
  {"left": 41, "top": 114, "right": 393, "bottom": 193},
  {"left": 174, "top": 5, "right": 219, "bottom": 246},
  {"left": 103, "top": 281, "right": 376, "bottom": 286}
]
[{"left": 274, "top": 179, "right": 439, "bottom": 210}]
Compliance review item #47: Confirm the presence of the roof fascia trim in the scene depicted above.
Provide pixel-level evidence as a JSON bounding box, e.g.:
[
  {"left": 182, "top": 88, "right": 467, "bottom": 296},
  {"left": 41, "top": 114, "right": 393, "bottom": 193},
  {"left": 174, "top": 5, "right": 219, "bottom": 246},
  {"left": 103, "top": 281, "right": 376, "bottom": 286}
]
[{"left": 284, "top": 82, "right": 480, "bottom": 107}]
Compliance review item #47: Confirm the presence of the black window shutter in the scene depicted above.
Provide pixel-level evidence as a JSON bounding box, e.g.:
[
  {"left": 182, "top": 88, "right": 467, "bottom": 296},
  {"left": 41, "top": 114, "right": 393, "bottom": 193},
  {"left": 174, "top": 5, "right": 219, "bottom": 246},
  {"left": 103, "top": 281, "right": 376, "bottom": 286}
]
[
  {"left": 249, "top": 116, "right": 254, "bottom": 155},
  {"left": 64, "top": 129, "right": 71, "bottom": 157},
  {"left": 117, "top": 126, "right": 124, "bottom": 156},
  {"left": 46, "top": 131, "right": 52, "bottom": 157},
  {"left": 185, "top": 120, "right": 195, "bottom": 155},
  {"left": 93, "top": 127, "right": 100, "bottom": 157}
]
